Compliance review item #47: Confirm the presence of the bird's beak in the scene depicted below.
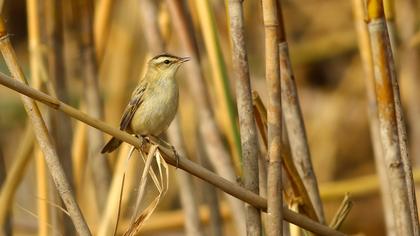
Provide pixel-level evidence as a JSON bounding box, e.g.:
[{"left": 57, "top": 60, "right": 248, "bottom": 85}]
[{"left": 179, "top": 57, "right": 191, "bottom": 63}]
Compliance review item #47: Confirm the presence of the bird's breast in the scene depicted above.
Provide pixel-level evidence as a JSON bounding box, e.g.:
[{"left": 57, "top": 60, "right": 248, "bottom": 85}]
[{"left": 131, "top": 77, "right": 179, "bottom": 136}]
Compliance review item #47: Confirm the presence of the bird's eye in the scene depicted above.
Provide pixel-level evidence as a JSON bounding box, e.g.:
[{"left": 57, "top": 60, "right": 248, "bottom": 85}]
[{"left": 164, "top": 60, "right": 170, "bottom": 64}]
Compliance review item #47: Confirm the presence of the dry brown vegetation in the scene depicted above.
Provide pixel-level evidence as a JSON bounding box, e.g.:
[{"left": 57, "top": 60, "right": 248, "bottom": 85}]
[{"left": 0, "top": 0, "right": 419, "bottom": 235}]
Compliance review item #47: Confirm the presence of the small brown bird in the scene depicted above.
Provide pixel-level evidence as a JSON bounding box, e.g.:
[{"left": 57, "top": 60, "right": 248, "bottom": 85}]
[{"left": 101, "top": 54, "right": 190, "bottom": 153}]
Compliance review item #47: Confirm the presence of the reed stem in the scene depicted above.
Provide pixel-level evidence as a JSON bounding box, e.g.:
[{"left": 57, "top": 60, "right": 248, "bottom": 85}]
[
  {"left": 261, "top": 0, "right": 283, "bottom": 235},
  {"left": 0, "top": 126, "right": 33, "bottom": 226},
  {"left": 76, "top": 0, "right": 112, "bottom": 212},
  {"left": 227, "top": 0, "right": 262, "bottom": 234},
  {"left": 166, "top": 1, "right": 246, "bottom": 234},
  {"left": 193, "top": 0, "right": 242, "bottom": 172},
  {"left": 366, "top": 1, "right": 419, "bottom": 234},
  {"left": 276, "top": 0, "right": 325, "bottom": 223},
  {"left": 352, "top": 0, "right": 396, "bottom": 234},
  {"left": 0, "top": 148, "right": 11, "bottom": 236},
  {"left": 0, "top": 71, "right": 345, "bottom": 236},
  {"left": 0, "top": 18, "right": 91, "bottom": 236}
]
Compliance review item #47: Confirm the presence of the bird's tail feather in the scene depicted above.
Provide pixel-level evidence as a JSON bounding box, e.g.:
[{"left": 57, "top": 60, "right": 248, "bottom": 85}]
[{"left": 101, "top": 137, "right": 122, "bottom": 153}]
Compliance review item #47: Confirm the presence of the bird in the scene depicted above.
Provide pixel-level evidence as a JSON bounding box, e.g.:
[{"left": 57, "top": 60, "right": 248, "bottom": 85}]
[{"left": 101, "top": 53, "right": 190, "bottom": 153}]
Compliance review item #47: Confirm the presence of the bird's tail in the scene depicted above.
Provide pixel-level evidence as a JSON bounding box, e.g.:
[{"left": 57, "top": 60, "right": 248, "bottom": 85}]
[{"left": 101, "top": 137, "right": 122, "bottom": 153}]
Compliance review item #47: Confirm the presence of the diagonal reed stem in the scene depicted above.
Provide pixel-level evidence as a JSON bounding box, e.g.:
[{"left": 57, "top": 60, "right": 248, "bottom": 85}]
[
  {"left": 276, "top": 0, "right": 325, "bottom": 223},
  {"left": 0, "top": 19, "right": 91, "bottom": 236},
  {"left": 0, "top": 71, "right": 345, "bottom": 236}
]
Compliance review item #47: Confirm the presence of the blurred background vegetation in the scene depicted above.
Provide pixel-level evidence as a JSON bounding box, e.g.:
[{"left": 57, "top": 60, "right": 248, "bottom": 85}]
[{"left": 0, "top": 0, "right": 419, "bottom": 235}]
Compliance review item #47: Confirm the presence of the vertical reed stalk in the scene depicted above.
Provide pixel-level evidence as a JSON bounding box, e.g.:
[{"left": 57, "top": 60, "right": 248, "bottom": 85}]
[
  {"left": 35, "top": 147, "right": 50, "bottom": 236},
  {"left": 193, "top": 0, "right": 242, "bottom": 173},
  {"left": 261, "top": 0, "right": 282, "bottom": 235},
  {"left": 94, "top": 0, "right": 115, "bottom": 60},
  {"left": 276, "top": 0, "right": 324, "bottom": 223},
  {"left": 140, "top": 2, "right": 204, "bottom": 235},
  {"left": 27, "top": 1, "right": 58, "bottom": 232},
  {"left": 76, "top": 0, "right": 112, "bottom": 211},
  {"left": 97, "top": 144, "right": 131, "bottom": 236},
  {"left": 166, "top": 1, "right": 246, "bottom": 234},
  {"left": 45, "top": 0, "right": 74, "bottom": 177},
  {"left": 0, "top": 126, "right": 33, "bottom": 225},
  {"left": 381, "top": 2, "right": 419, "bottom": 230},
  {"left": 45, "top": 0, "right": 74, "bottom": 229},
  {"left": 0, "top": 18, "right": 91, "bottom": 236},
  {"left": 44, "top": 6, "right": 75, "bottom": 230},
  {"left": 397, "top": 0, "right": 420, "bottom": 164},
  {"left": 366, "top": 1, "right": 418, "bottom": 234},
  {"left": 196, "top": 133, "right": 224, "bottom": 236},
  {"left": 227, "top": 0, "right": 261, "bottom": 234},
  {"left": 72, "top": 121, "right": 87, "bottom": 190},
  {"left": 102, "top": 4, "right": 137, "bottom": 126},
  {"left": 169, "top": 119, "right": 205, "bottom": 236},
  {"left": 0, "top": 152, "right": 10, "bottom": 236},
  {"left": 383, "top": 0, "right": 397, "bottom": 58},
  {"left": 352, "top": 0, "right": 396, "bottom": 234}
]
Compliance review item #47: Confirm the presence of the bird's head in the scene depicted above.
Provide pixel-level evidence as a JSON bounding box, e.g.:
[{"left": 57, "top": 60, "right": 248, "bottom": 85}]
[{"left": 148, "top": 54, "right": 190, "bottom": 74}]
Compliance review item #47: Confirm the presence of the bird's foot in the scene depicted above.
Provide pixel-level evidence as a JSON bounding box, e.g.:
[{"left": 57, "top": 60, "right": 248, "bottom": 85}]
[{"left": 150, "top": 135, "right": 179, "bottom": 169}]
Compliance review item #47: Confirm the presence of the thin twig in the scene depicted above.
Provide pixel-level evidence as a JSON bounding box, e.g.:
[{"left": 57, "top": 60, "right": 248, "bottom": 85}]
[{"left": 0, "top": 72, "right": 346, "bottom": 236}]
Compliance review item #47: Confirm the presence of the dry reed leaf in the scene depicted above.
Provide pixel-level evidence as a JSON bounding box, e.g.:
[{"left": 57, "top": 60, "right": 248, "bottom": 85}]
[
  {"left": 123, "top": 145, "right": 169, "bottom": 236},
  {"left": 112, "top": 146, "right": 135, "bottom": 236}
]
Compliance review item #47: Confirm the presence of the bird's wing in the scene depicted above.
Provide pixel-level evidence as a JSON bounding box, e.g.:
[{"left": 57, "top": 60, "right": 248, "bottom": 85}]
[{"left": 119, "top": 82, "right": 147, "bottom": 131}]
